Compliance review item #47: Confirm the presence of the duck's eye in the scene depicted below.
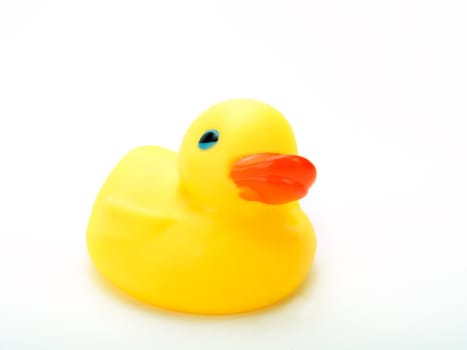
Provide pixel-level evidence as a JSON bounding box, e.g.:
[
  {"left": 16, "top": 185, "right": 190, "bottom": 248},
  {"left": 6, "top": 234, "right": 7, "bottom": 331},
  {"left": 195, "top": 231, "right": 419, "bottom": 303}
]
[{"left": 198, "top": 130, "right": 219, "bottom": 150}]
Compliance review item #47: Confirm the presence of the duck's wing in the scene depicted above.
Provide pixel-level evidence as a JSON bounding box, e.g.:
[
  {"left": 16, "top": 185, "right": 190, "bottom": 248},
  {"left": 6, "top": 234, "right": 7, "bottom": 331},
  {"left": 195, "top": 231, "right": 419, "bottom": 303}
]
[
  {"left": 91, "top": 146, "right": 179, "bottom": 241},
  {"left": 99, "top": 195, "right": 175, "bottom": 241}
]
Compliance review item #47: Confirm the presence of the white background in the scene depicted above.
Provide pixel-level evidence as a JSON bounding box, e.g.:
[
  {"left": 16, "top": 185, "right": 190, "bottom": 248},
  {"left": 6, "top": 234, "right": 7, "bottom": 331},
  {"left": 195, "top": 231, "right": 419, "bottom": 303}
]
[{"left": 1, "top": 0, "right": 466, "bottom": 349}]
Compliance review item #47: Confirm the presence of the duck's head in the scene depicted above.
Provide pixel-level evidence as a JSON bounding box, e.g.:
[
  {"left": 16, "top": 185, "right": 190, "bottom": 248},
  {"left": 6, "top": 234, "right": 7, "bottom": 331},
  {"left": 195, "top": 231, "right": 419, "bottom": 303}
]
[{"left": 178, "top": 99, "right": 316, "bottom": 211}]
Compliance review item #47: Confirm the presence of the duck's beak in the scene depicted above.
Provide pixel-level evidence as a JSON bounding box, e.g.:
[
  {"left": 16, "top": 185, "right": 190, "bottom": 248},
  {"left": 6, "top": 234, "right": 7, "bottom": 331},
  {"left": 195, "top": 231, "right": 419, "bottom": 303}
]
[{"left": 230, "top": 153, "right": 317, "bottom": 205}]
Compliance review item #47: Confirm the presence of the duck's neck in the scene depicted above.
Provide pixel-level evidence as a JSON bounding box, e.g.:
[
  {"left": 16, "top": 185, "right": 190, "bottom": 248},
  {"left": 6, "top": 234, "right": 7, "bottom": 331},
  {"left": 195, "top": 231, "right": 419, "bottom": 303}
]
[{"left": 179, "top": 184, "right": 299, "bottom": 219}]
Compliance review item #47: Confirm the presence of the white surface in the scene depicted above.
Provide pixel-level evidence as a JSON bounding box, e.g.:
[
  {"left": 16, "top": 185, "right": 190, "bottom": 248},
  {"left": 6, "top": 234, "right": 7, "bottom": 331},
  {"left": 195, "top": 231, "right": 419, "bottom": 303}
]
[{"left": 1, "top": 0, "right": 466, "bottom": 349}]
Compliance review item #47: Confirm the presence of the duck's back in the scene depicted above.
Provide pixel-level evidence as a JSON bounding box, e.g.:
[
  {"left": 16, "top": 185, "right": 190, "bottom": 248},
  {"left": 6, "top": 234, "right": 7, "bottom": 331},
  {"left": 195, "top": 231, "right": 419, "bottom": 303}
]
[
  {"left": 87, "top": 146, "right": 179, "bottom": 243},
  {"left": 100, "top": 146, "right": 177, "bottom": 205}
]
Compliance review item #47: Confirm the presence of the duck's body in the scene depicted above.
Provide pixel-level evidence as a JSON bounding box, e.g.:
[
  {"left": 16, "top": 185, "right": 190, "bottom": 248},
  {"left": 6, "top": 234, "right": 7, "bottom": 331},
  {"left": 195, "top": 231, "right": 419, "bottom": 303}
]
[{"left": 87, "top": 99, "right": 317, "bottom": 314}]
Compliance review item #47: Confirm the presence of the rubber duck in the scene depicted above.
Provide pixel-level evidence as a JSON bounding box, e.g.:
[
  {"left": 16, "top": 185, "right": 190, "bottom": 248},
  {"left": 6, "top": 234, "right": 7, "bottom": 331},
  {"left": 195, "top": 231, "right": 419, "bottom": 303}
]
[{"left": 86, "top": 99, "right": 317, "bottom": 315}]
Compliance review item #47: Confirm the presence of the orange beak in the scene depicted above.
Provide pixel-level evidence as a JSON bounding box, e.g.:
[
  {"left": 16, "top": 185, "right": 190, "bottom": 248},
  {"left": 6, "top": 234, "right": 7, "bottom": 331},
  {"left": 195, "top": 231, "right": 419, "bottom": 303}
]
[{"left": 230, "top": 153, "right": 317, "bottom": 205}]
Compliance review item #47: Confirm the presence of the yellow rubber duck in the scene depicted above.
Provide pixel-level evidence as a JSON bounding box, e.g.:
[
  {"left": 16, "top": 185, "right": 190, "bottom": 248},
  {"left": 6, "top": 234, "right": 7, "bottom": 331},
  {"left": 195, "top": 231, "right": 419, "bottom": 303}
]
[{"left": 87, "top": 99, "right": 317, "bottom": 315}]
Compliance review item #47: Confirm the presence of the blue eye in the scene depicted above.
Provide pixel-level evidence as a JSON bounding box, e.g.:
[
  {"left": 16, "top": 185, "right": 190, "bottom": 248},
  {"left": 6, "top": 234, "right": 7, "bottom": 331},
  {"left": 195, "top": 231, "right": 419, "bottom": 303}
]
[{"left": 198, "top": 130, "right": 219, "bottom": 150}]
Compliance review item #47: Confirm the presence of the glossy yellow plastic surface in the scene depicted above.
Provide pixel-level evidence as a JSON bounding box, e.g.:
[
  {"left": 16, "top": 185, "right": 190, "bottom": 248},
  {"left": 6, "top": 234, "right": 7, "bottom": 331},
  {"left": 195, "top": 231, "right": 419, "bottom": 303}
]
[{"left": 86, "top": 99, "right": 317, "bottom": 315}]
